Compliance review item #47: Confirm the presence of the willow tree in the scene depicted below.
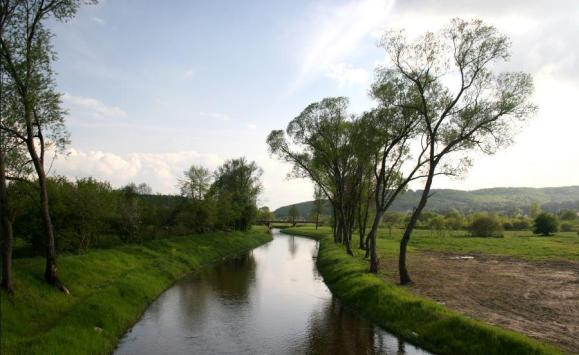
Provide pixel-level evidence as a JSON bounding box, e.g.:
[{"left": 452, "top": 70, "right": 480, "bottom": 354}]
[
  {"left": 267, "top": 97, "right": 362, "bottom": 255},
  {"left": 0, "top": 0, "right": 95, "bottom": 290},
  {"left": 379, "top": 18, "right": 537, "bottom": 284}
]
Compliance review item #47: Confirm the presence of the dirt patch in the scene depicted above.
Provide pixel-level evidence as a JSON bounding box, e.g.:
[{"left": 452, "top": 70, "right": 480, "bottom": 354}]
[{"left": 380, "top": 252, "right": 579, "bottom": 353}]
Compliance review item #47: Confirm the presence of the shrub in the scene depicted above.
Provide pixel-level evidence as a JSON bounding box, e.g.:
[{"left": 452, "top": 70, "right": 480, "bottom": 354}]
[
  {"left": 560, "top": 223, "right": 573, "bottom": 232},
  {"left": 512, "top": 218, "right": 531, "bottom": 230},
  {"left": 533, "top": 213, "right": 559, "bottom": 236},
  {"left": 468, "top": 213, "right": 503, "bottom": 237}
]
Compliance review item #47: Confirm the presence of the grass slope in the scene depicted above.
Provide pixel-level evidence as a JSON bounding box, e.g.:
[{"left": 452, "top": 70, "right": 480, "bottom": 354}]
[
  {"left": 0, "top": 229, "right": 272, "bottom": 355},
  {"left": 283, "top": 227, "right": 565, "bottom": 355}
]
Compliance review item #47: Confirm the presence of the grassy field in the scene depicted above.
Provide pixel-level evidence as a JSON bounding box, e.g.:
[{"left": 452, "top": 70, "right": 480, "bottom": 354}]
[
  {"left": 0, "top": 228, "right": 272, "bottom": 355},
  {"left": 288, "top": 226, "right": 579, "bottom": 261},
  {"left": 283, "top": 226, "right": 569, "bottom": 355}
]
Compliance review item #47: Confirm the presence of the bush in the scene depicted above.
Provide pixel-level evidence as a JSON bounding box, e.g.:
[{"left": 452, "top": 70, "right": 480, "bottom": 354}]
[
  {"left": 533, "top": 213, "right": 559, "bottom": 236},
  {"left": 560, "top": 223, "right": 573, "bottom": 232},
  {"left": 468, "top": 213, "right": 503, "bottom": 237},
  {"left": 512, "top": 218, "right": 531, "bottom": 230}
]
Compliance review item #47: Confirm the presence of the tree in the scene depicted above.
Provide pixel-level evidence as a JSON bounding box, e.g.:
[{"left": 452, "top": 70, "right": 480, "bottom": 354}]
[
  {"left": 379, "top": 18, "right": 536, "bottom": 284},
  {"left": 357, "top": 86, "right": 426, "bottom": 271},
  {"left": 209, "top": 157, "right": 262, "bottom": 231},
  {"left": 533, "top": 213, "right": 558, "bottom": 236},
  {"left": 0, "top": 0, "right": 96, "bottom": 291},
  {"left": 468, "top": 213, "right": 503, "bottom": 237},
  {"left": 257, "top": 206, "right": 274, "bottom": 224},
  {"left": 179, "top": 165, "right": 211, "bottom": 200},
  {"left": 445, "top": 209, "right": 466, "bottom": 230},
  {"left": 288, "top": 205, "right": 299, "bottom": 226},
  {"left": 310, "top": 185, "right": 324, "bottom": 229},
  {"left": 429, "top": 215, "right": 447, "bottom": 236},
  {"left": 267, "top": 97, "right": 362, "bottom": 255}
]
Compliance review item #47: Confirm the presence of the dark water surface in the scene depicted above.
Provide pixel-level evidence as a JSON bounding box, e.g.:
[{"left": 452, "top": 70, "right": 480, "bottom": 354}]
[{"left": 115, "top": 229, "right": 430, "bottom": 354}]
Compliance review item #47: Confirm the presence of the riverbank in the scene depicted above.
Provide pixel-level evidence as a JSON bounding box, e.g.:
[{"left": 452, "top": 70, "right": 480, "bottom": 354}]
[
  {"left": 282, "top": 227, "right": 562, "bottom": 355},
  {"left": 0, "top": 229, "right": 272, "bottom": 355}
]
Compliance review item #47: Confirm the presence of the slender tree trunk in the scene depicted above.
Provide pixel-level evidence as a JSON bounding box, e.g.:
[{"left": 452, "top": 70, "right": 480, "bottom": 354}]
[
  {"left": 399, "top": 169, "right": 435, "bottom": 285},
  {"left": 0, "top": 149, "right": 14, "bottom": 293},
  {"left": 24, "top": 110, "right": 66, "bottom": 292},
  {"left": 367, "top": 209, "right": 383, "bottom": 273}
]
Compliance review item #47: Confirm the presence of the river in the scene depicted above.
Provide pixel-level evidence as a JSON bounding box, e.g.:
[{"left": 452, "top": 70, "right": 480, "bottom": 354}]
[{"left": 115, "top": 229, "right": 430, "bottom": 354}]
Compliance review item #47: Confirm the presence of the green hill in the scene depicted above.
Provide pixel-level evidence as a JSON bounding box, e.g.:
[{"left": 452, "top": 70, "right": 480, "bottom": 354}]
[{"left": 274, "top": 186, "right": 579, "bottom": 217}]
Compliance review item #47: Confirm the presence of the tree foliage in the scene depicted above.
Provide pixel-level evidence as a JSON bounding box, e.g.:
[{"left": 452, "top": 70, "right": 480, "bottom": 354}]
[
  {"left": 468, "top": 213, "right": 503, "bottom": 237},
  {"left": 533, "top": 213, "right": 558, "bottom": 236}
]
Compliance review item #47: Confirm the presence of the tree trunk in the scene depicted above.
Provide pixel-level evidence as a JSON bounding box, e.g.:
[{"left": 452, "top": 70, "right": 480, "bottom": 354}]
[
  {"left": 24, "top": 110, "right": 67, "bottom": 292},
  {"left": 367, "top": 209, "right": 383, "bottom": 273},
  {"left": 399, "top": 168, "right": 435, "bottom": 285},
  {"left": 0, "top": 149, "right": 14, "bottom": 293}
]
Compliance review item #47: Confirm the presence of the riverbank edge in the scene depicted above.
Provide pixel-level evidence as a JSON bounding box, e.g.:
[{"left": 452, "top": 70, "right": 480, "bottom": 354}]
[
  {"left": 0, "top": 229, "right": 272, "bottom": 355},
  {"left": 281, "top": 228, "right": 562, "bottom": 355}
]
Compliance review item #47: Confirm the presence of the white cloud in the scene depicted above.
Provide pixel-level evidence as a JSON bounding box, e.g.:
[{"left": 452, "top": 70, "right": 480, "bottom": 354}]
[
  {"left": 291, "top": 0, "right": 396, "bottom": 90},
  {"left": 51, "top": 147, "right": 313, "bottom": 209},
  {"left": 247, "top": 123, "right": 257, "bottom": 130},
  {"left": 63, "top": 93, "right": 128, "bottom": 119},
  {"left": 325, "top": 62, "right": 369, "bottom": 86},
  {"left": 52, "top": 148, "right": 223, "bottom": 194}
]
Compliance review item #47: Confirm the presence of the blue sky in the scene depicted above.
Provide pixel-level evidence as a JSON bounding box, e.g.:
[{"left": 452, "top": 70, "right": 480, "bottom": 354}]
[{"left": 49, "top": 0, "right": 579, "bottom": 209}]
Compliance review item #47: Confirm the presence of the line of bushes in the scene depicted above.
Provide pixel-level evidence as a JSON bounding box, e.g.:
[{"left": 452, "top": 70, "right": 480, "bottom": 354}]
[
  {"left": 282, "top": 228, "right": 561, "bottom": 355},
  {"left": 0, "top": 229, "right": 272, "bottom": 355}
]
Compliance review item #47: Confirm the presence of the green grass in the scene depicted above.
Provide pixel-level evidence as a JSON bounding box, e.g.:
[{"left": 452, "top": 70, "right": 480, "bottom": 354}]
[
  {"left": 1, "top": 228, "right": 272, "bottom": 355},
  {"left": 283, "top": 227, "right": 566, "bottom": 355},
  {"left": 288, "top": 226, "right": 579, "bottom": 261}
]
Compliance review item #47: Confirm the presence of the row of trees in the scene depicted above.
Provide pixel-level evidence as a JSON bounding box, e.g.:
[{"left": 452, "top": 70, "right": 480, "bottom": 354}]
[
  {"left": 268, "top": 18, "right": 536, "bottom": 284},
  {"left": 2, "top": 157, "right": 263, "bottom": 294}
]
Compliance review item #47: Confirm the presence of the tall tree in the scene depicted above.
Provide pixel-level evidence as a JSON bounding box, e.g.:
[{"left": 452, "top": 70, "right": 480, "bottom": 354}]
[
  {"left": 360, "top": 74, "right": 431, "bottom": 272},
  {"left": 179, "top": 165, "right": 212, "bottom": 200},
  {"left": 379, "top": 18, "right": 536, "bottom": 284},
  {"left": 288, "top": 205, "right": 299, "bottom": 226},
  {"left": 0, "top": 0, "right": 95, "bottom": 290},
  {"left": 267, "top": 97, "right": 360, "bottom": 254},
  {"left": 210, "top": 157, "right": 262, "bottom": 231}
]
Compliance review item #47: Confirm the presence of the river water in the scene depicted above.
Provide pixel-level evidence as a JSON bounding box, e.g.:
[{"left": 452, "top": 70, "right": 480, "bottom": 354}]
[{"left": 115, "top": 229, "right": 430, "bottom": 354}]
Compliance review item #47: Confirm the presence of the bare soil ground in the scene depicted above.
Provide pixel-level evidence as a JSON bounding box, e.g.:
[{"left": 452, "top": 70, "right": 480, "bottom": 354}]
[{"left": 380, "top": 252, "right": 579, "bottom": 353}]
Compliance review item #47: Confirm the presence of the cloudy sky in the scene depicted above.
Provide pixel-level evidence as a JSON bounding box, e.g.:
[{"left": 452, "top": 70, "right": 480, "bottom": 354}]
[{"left": 48, "top": 0, "right": 578, "bottom": 209}]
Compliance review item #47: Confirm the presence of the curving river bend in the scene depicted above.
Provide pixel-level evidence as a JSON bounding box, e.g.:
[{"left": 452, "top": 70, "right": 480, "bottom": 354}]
[{"left": 115, "top": 229, "right": 430, "bottom": 354}]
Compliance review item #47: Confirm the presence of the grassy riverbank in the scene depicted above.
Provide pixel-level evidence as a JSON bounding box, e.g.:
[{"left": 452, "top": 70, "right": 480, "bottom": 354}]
[
  {"left": 0, "top": 229, "right": 271, "bottom": 355},
  {"left": 283, "top": 227, "right": 563, "bottom": 355}
]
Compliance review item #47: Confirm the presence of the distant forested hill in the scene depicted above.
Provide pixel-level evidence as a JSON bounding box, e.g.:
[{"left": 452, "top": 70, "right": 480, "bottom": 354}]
[{"left": 273, "top": 186, "right": 579, "bottom": 217}]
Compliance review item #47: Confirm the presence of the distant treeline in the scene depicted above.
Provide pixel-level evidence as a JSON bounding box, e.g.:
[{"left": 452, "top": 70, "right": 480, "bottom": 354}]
[
  {"left": 10, "top": 157, "right": 263, "bottom": 256},
  {"left": 274, "top": 186, "right": 579, "bottom": 218}
]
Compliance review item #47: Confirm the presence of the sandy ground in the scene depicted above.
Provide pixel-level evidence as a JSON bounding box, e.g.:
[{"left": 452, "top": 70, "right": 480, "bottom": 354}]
[{"left": 380, "top": 252, "right": 579, "bottom": 353}]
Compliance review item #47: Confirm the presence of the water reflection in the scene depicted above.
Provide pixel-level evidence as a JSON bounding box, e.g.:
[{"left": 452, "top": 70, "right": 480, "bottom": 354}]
[
  {"left": 115, "top": 230, "right": 430, "bottom": 355},
  {"left": 288, "top": 235, "right": 299, "bottom": 257}
]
